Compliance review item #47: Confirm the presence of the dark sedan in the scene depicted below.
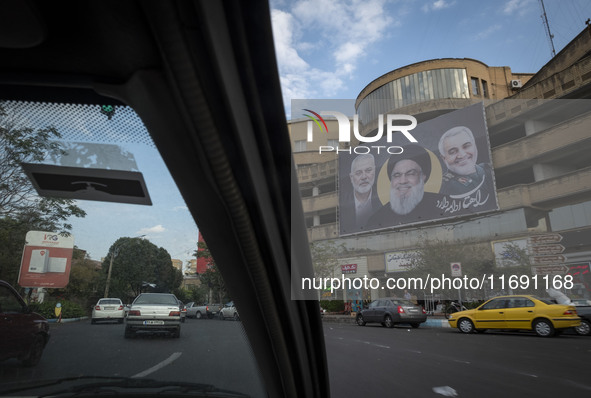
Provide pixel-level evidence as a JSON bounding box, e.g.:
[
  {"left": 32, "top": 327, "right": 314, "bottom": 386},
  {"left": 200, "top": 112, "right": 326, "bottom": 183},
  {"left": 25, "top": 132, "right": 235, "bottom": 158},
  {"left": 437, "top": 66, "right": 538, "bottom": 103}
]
[
  {"left": 356, "top": 298, "right": 427, "bottom": 328},
  {"left": 0, "top": 280, "right": 50, "bottom": 366}
]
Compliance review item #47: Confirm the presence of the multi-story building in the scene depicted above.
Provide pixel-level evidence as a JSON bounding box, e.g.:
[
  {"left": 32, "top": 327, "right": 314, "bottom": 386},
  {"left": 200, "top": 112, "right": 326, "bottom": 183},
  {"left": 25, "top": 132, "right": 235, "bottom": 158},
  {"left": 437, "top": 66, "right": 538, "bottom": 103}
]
[
  {"left": 291, "top": 26, "right": 591, "bottom": 302},
  {"left": 171, "top": 259, "right": 183, "bottom": 273}
]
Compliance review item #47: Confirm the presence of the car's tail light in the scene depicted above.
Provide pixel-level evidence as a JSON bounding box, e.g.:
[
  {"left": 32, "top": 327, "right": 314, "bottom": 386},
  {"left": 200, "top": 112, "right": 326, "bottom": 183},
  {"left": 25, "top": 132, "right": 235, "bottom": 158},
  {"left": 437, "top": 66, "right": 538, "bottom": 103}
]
[
  {"left": 397, "top": 306, "right": 405, "bottom": 314},
  {"left": 95, "top": 306, "right": 101, "bottom": 310},
  {"left": 206, "top": 306, "right": 209, "bottom": 312},
  {"left": 422, "top": 307, "right": 426, "bottom": 314},
  {"left": 169, "top": 311, "right": 180, "bottom": 316},
  {"left": 118, "top": 305, "right": 124, "bottom": 310},
  {"left": 563, "top": 310, "right": 575, "bottom": 315},
  {"left": 128, "top": 310, "right": 141, "bottom": 316}
]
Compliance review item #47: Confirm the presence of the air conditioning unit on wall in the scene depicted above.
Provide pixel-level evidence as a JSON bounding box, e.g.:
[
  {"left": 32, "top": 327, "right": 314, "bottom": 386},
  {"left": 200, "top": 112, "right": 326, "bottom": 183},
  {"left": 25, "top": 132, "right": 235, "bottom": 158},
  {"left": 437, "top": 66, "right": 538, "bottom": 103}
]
[{"left": 511, "top": 79, "right": 522, "bottom": 89}]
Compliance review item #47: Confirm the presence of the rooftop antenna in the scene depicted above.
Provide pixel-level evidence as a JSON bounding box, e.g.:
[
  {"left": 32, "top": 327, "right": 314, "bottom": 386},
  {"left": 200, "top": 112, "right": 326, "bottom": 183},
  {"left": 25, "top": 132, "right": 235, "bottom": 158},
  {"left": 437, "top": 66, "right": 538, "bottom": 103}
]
[{"left": 539, "top": 0, "right": 556, "bottom": 58}]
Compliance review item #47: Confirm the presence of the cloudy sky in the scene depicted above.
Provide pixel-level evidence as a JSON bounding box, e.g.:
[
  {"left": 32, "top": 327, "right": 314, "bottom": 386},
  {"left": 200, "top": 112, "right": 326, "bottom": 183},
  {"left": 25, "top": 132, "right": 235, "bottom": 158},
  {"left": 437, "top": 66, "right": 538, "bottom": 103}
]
[
  {"left": 270, "top": 0, "right": 591, "bottom": 116},
  {"left": 65, "top": 0, "right": 591, "bottom": 268}
]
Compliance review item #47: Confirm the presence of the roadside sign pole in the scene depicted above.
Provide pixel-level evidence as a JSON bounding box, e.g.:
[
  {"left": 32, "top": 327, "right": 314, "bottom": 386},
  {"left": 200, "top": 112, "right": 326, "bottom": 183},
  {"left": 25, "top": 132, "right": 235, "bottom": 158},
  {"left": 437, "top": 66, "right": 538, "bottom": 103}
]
[{"left": 450, "top": 263, "right": 462, "bottom": 308}]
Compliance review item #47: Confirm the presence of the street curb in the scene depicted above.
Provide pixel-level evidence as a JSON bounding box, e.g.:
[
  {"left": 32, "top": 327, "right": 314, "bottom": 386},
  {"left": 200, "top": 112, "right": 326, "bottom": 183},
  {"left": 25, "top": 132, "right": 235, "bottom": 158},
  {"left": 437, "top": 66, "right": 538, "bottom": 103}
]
[
  {"left": 322, "top": 315, "right": 451, "bottom": 328},
  {"left": 48, "top": 316, "right": 89, "bottom": 323}
]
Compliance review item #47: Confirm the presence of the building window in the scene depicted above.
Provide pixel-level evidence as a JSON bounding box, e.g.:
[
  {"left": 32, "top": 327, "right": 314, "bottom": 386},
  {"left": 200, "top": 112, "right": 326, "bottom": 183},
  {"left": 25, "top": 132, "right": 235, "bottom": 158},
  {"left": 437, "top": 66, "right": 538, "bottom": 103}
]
[
  {"left": 327, "top": 139, "right": 338, "bottom": 148},
  {"left": 482, "top": 80, "right": 489, "bottom": 98},
  {"left": 294, "top": 140, "right": 307, "bottom": 152},
  {"left": 471, "top": 77, "right": 480, "bottom": 96}
]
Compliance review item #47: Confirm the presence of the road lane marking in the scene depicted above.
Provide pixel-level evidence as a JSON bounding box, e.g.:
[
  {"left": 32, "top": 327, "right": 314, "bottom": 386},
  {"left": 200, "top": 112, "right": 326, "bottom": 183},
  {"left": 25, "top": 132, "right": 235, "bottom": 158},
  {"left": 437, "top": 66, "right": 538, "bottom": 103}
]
[{"left": 131, "top": 352, "right": 182, "bottom": 378}]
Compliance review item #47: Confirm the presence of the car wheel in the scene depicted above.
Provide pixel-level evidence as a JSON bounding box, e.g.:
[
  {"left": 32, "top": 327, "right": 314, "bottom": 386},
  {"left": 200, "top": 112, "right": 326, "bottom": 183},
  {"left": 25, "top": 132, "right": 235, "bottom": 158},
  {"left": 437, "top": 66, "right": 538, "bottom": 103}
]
[
  {"left": 384, "top": 315, "right": 394, "bottom": 328},
  {"left": 458, "top": 318, "right": 474, "bottom": 334},
  {"left": 575, "top": 319, "right": 591, "bottom": 336},
  {"left": 533, "top": 319, "right": 554, "bottom": 337},
  {"left": 124, "top": 327, "right": 135, "bottom": 339},
  {"left": 233, "top": 312, "right": 240, "bottom": 321},
  {"left": 356, "top": 314, "right": 366, "bottom": 326},
  {"left": 196, "top": 311, "right": 202, "bottom": 319},
  {"left": 410, "top": 323, "right": 420, "bottom": 329},
  {"left": 22, "top": 335, "right": 45, "bottom": 367}
]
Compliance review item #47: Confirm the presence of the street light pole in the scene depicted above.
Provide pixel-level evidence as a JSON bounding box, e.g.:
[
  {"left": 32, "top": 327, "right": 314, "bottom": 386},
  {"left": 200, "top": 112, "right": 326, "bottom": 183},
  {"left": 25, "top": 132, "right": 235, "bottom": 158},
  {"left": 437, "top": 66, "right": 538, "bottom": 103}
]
[{"left": 104, "top": 235, "right": 145, "bottom": 298}]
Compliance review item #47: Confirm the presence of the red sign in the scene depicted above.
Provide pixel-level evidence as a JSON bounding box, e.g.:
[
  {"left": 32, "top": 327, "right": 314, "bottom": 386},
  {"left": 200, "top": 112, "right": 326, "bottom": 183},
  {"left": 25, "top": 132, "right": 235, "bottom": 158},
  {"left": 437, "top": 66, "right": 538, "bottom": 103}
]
[
  {"left": 341, "top": 264, "right": 357, "bottom": 274},
  {"left": 18, "top": 231, "right": 74, "bottom": 288}
]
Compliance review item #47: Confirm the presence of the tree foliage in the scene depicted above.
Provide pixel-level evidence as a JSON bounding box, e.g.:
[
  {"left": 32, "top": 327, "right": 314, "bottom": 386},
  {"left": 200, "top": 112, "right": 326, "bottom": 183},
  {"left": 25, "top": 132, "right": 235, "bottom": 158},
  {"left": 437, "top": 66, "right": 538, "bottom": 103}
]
[
  {"left": 194, "top": 240, "right": 227, "bottom": 303},
  {"left": 101, "top": 237, "right": 181, "bottom": 299},
  {"left": 310, "top": 240, "right": 346, "bottom": 278},
  {"left": 0, "top": 104, "right": 86, "bottom": 231},
  {"left": 0, "top": 104, "right": 86, "bottom": 286},
  {"left": 408, "top": 239, "right": 495, "bottom": 301}
]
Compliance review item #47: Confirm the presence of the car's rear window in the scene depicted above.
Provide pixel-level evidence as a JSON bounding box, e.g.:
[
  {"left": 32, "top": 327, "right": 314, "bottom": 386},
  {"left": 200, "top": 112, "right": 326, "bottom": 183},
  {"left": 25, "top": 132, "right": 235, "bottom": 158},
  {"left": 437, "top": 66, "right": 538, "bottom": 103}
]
[
  {"left": 133, "top": 294, "right": 178, "bottom": 305},
  {"left": 98, "top": 299, "right": 121, "bottom": 305}
]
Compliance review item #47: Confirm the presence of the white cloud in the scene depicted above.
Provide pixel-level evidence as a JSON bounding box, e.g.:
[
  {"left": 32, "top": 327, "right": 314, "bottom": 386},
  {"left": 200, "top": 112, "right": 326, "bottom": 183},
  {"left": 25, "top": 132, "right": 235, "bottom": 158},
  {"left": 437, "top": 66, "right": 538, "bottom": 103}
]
[
  {"left": 271, "top": 0, "right": 392, "bottom": 111},
  {"left": 473, "top": 24, "right": 502, "bottom": 40},
  {"left": 422, "top": 0, "right": 456, "bottom": 13},
  {"left": 502, "top": 0, "right": 534, "bottom": 16},
  {"left": 137, "top": 224, "right": 166, "bottom": 234}
]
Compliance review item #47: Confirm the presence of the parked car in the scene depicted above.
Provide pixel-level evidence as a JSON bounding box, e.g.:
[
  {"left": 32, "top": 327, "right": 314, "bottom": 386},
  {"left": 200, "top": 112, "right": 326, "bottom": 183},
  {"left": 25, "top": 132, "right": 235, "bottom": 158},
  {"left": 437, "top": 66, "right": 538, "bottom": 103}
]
[
  {"left": 356, "top": 298, "right": 427, "bottom": 328},
  {"left": 185, "top": 302, "right": 221, "bottom": 319},
  {"left": 448, "top": 295, "right": 581, "bottom": 337},
  {"left": 0, "top": 280, "right": 50, "bottom": 366},
  {"left": 178, "top": 300, "right": 186, "bottom": 323},
  {"left": 219, "top": 301, "right": 240, "bottom": 321},
  {"left": 91, "top": 298, "right": 125, "bottom": 324},
  {"left": 572, "top": 299, "right": 591, "bottom": 306},
  {"left": 574, "top": 305, "right": 591, "bottom": 336},
  {"left": 125, "top": 293, "right": 182, "bottom": 338}
]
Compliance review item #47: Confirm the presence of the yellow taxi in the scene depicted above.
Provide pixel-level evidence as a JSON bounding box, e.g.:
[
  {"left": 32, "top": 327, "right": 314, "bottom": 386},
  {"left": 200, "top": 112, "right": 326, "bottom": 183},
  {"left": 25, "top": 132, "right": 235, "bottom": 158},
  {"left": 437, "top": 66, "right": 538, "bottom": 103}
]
[{"left": 448, "top": 295, "right": 581, "bottom": 337}]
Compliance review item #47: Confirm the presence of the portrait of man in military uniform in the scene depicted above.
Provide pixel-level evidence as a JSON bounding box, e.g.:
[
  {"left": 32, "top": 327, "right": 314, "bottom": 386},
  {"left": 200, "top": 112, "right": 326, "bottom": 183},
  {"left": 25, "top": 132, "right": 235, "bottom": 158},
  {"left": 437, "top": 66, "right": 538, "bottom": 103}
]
[{"left": 438, "top": 126, "right": 494, "bottom": 198}]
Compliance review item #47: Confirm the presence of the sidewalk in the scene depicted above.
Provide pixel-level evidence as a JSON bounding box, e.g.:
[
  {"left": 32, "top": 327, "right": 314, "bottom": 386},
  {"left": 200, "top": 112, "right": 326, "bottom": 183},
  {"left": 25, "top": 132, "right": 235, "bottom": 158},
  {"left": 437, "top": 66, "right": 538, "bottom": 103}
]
[{"left": 321, "top": 313, "right": 451, "bottom": 328}]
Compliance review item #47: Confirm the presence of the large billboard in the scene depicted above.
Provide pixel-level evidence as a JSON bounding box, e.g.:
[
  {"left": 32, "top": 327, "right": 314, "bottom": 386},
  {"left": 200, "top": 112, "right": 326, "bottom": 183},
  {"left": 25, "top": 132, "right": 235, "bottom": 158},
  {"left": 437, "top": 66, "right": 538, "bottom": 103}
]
[{"left": 339, "top": 103, "right": 499, "bottom": 235}]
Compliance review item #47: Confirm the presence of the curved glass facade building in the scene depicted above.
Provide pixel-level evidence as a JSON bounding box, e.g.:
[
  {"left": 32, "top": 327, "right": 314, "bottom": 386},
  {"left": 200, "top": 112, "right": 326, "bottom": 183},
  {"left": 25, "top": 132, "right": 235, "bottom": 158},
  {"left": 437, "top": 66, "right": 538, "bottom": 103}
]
[{"left": 357, "top": 68, "right": 470, "bottom": 126}]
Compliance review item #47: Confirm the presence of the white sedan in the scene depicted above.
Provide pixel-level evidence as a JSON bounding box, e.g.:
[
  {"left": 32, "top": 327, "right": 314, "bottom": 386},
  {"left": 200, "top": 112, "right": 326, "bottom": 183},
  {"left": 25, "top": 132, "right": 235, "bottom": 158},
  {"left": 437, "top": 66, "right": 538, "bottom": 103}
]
[
  {"left": 219, "top": 301, "right": 240, "bottom": 321},
  {"left": 91, "top": 298, "right": 125, "bottom": 324}
]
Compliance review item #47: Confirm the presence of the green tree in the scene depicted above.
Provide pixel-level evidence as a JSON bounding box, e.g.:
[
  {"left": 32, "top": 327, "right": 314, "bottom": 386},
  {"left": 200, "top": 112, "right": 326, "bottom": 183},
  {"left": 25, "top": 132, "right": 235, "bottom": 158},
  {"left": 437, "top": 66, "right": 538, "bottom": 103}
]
[
  {"left": 408, "top": 239, "right": 495, "bottom": 301},
  {"left": 102, "top": 237, "right": 180, "bottom": 298},
  {"left": 0, "top": 104, "right": 86, "bottom": 230},
  {"left": 0, "top": 104, "right": 86, "bottom": 285},
  {"left": 194, "top": 240, "right": 226, "bottom": 303},
  {"left": 310, "top": 240, "right": 345, "bottom": 278}
]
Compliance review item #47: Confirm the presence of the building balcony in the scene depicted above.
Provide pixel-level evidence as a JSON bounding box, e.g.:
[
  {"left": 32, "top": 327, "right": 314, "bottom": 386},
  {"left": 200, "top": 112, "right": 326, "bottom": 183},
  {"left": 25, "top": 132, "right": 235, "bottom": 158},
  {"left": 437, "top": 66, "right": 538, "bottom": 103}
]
[
  {"left": 301, "top": 192, "right": 338, "bottom": 213},
  {"left": 296, "top": 158, "right": 337, "bottom": 184},
  {"left": 498, "top": 165, "right": 591, "bottom": 211}
]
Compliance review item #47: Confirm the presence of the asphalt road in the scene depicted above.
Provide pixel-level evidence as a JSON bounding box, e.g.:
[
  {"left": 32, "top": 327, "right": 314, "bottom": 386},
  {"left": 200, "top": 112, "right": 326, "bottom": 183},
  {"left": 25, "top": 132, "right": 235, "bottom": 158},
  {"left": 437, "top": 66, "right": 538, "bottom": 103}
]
[
  {"left": 0, "top": 317, "right": 265, "bottom": 397},
  {"left": 325, "top": 323, "right": 591, "bottom": 398},
  {"left": 1, "top": 319, "right": 589, "bottom": 397}
]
